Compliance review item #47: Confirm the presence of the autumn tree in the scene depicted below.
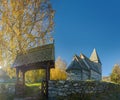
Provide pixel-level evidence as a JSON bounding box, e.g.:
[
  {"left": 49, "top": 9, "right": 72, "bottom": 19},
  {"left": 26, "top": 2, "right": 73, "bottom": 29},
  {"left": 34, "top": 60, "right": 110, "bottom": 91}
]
[
  {"left": 110, "top": 64, "right": 120, "bottom": 83},
  {"left": 0, "top": 0, "right": 54, "bottom": 67},
  {"left": 2, "top": 66, "right": 16, "bottom": 79},
  {"left": 50, "top": 57, "right": 67, "bottom": 80},
  {"left": 25, "top": 69, "right": 45, "bottom": 83}
]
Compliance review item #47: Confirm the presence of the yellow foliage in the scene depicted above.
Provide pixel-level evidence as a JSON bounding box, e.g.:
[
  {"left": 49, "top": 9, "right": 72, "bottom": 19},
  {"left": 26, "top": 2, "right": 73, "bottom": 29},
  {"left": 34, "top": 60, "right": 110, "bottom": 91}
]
[
  {"left": 50, "top": 68, "right": 67, "bottom": 80},
  {"left": 25, "top": 70, "right": 45, "bottom": 83},
  {"left": 2, "top": 66, "right": 16, "bottom": 79},
  {"left": 50, "top": 57, "right": 67, "bottom": 80},
  {"left": 0, "top": 0, "right": 54, "bottom": 67}
]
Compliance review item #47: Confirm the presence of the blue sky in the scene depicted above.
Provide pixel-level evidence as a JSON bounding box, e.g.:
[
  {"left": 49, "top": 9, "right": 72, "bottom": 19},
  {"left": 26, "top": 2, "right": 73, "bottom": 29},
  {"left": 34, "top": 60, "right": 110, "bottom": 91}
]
[{"left": 51, "top": 0, "right": 120, "bottom": 76}]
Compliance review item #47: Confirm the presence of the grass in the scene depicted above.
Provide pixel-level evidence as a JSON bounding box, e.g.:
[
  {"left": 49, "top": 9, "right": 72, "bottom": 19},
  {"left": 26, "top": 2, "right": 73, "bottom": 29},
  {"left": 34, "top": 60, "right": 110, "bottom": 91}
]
[
  {"left": 25, "top": 83, "right": 41, "bottom": 97},
  {"left": 0, "top": 82, "right": 42, "bottom": 98},
  {"left": 26, "top": 83, "right": 41, "bottom": 87}
]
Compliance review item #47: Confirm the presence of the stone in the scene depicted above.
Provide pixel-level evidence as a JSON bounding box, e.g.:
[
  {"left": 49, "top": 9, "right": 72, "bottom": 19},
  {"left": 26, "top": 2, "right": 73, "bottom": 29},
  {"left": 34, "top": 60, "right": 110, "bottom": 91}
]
[
  {"left": 73, "top": 83, "right": 78, "bottom": 86},
  {"left": 48, "top": 80, "right": 120, "bottom": 99},
  {"left": 59, "top": 81, "right": 65, "bottom": 84},
  {"left": 64, "top": 85, "right": 69, "bottom": 88}
]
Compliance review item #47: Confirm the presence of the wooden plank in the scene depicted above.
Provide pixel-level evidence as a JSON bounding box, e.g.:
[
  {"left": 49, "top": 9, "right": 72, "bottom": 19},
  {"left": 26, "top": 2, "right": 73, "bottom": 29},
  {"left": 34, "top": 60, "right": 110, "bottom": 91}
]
[{"left": 16, "top": 68, "right": 19, "bottom": 84}]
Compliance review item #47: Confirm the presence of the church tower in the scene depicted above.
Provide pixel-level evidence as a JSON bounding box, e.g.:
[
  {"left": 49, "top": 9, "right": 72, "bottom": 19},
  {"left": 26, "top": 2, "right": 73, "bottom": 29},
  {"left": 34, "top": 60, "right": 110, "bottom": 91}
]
[
  {"left": 90, "top": 48, "right": 102, "bottom": 79},
  {"left": 90, "top": 48, "right": 101, "bottom": 65}
]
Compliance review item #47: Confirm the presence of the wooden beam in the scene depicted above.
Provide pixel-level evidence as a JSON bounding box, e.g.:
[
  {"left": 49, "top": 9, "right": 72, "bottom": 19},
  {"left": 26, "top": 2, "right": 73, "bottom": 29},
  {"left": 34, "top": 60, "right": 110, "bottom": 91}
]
[
  {"left": 47, "top": 66, "right": 50, "bottom": 81},
  {"left": 46, "top": 63, "right": 50, "bottom": 98},
  {"left": 16, "top": 68, "right": 19, "bottom": 84},
  {"left": 22, "top": 71, "right": 25, "bottom": 86}
]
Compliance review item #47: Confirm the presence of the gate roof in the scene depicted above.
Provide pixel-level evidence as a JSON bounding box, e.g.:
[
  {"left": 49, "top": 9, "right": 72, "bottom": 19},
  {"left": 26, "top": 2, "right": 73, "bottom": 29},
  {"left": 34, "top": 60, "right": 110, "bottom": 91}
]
[{"left": 12, "top": 43, "right": 55, "bottom": 69}]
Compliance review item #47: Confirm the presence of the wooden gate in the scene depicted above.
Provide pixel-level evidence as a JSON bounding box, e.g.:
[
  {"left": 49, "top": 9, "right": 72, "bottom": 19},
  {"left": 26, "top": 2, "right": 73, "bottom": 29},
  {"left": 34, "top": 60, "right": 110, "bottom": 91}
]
[
  {"left": 12, "top": 44, "right": 55, "bottom": 98},
  {"left": 41, "top": 80, "right": 48, "bottom": 97}
]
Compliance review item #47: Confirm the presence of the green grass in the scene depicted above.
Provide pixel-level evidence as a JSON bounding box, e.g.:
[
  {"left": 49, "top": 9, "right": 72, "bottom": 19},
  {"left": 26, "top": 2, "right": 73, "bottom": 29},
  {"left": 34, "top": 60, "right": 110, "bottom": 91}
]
[
  {"left": 26, "top": 83, "right": 41, "bottom": 87},
  {"left": 25, "top": 83, "right": 41, "bottom": 97}
]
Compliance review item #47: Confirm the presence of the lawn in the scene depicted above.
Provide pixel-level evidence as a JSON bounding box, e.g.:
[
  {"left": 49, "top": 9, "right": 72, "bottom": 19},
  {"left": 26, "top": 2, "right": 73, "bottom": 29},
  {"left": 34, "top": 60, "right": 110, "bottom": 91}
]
[
  {"left": 26, "top": 83, "right": 41, "bottom": 87},
  {"left": 25, "top": 83, "right": 41, "bottom": 96}
]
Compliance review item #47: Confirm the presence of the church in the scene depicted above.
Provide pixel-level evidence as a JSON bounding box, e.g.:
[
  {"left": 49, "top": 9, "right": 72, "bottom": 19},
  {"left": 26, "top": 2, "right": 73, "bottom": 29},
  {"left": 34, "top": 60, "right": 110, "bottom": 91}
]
[{"left": 66, "top": 49, "right": 102, "bottom": 81}]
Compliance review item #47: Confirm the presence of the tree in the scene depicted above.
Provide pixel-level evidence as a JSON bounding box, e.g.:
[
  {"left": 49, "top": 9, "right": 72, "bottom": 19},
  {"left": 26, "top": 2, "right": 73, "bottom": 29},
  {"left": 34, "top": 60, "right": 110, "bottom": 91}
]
[
  {"left": 110, "top": 64, "right": 120, "bottom": 83},
  {"left": 25, "top": 69, "right": 45, "bottom": 83},
  {"left": 2, "top": 66, "right": 16, "bottom": 79},
  {"left": 50, "top": 57, "right": 67, "bottom": 80},
  {"left": 0, "top": 0, "right": 54, "bottom": 67}
]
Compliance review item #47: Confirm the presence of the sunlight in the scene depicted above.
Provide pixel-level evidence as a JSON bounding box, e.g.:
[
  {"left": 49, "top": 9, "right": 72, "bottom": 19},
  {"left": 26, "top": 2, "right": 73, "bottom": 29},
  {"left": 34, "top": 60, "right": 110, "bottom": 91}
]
[{"left": 0, "top": 66, "right": 2, "bottom": 69}]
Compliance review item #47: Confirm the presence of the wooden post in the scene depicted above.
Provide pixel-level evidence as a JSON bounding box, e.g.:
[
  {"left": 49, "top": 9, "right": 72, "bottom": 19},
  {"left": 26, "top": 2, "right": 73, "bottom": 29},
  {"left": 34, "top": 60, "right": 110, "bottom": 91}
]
[
  {"left": 15, "top": 68, "right": 19, "bottom": 95},
  {"left": 46, "top": 63, "right": 50, "bottom": 98},
  {"left": 16, "top": 68, "right": 19, "bottom": 84},
  {"left": 47, "top": 66, "right": 50, "bottom": 80},
  {"left": 22, "top": 71, "right": 25, "bottom": 86}
]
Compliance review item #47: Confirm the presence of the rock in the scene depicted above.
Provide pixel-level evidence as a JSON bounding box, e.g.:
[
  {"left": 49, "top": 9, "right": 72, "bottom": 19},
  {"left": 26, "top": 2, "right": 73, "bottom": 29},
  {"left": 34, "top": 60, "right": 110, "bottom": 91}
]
[
  {"left": 58, "top": 92, "right": 65, "bottom": 96},
  {"left": 64, "top": 85, "right": 69, "bottom": 88},
  {"left": 73, "top": 83, "right": 78, "bottom": 86},
  {"left": 48, "top": 80, "right": 120, "bottom": 99},
  {"left": 59, "top": 81, "right": 65, "bottom": 84}
]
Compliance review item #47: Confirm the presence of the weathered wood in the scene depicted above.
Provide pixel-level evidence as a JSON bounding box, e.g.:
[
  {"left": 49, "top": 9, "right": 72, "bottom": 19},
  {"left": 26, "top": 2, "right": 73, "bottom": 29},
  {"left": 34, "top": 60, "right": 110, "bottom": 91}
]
[
  {"left": 18, "top": 60, "right": 54, "bottom": 72},
  {"left": 81, "top": 69, "right": 83, "bottom": 80},
  {"left": 15, "top": 83, "right": 25, "bottom": 97},
  {"left": 89, "top": 70, "right": 91, "bottom": 79},
  {"left": 16, "top": 68, "right": 19, "bottom": 84},
  {"left": 22, "top": 71, "right": 25, "bottom": 86},
  {"left": 46, "top": 64, "right": 50, "bottom": 98},
  {"left": 46, "top": 65, "right": 50, "bottom": 81},
  {"left": 12, "top": 44, "right": 55, "bottom": 68},
  {"left": 13, "top": 44, "right": 55, "bottom": 98},
  {"left": 15, "top": 62, "right": 53, "bottom": 97}
]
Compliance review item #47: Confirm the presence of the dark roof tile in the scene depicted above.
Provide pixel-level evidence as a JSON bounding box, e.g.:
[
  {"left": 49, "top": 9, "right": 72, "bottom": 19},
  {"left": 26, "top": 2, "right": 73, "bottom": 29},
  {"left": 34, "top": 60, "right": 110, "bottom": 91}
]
[{"left": 12, "top": 44, "right": 55, "bottom": 68}]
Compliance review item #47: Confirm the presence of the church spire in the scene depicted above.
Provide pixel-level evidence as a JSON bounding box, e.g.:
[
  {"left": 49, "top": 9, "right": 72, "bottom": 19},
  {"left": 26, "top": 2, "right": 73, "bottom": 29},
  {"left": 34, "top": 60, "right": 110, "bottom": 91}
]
[{"left": 90, "top": 48, "right": 101, "bottom": 64}]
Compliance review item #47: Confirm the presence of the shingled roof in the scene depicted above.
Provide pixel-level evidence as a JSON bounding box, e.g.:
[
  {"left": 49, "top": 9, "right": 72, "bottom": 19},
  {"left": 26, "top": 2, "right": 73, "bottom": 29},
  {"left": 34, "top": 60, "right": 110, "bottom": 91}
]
[
  {"left": 66, "top": 55, "right": 89, "bottom": 72},
  {"left": 80, "top": 54, "right": 101, "bottom": 74},
  {"left": 66, "top": 55, "right": 82, "bottom": 71},
  {"left": 12, "top": 43, "right": 55, "bottom": 68},
  {"left": 66, "top": 52, "right": 101, "bottom": 74}
]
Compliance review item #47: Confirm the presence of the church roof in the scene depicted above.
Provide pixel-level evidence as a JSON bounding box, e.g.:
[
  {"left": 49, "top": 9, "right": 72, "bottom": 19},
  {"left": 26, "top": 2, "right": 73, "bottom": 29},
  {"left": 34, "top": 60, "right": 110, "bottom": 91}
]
[
  {"left": 12, "top": 43, "right": 55, "bottom": 68},
  {"left": 66, "top": 55, "right": 89, "bottom": 71},
  {"left": 66, "top": 51, "right": 101, "bottom": 74},
  {"left": 75, "top": 55, "right": 89, "bottom": 70},
  {"left": 90, "top": 48, "right": 101, "bottom": 64},
  {"left": 80, "top": 54, "right": 100, "bottom": 73}
]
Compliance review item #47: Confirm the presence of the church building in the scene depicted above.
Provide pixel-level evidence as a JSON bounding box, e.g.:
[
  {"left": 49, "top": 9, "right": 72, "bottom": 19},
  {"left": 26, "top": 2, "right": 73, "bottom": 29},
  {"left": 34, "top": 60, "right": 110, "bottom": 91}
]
[{"left": 66, "top": 49, "right": 102, "bottom": 81}]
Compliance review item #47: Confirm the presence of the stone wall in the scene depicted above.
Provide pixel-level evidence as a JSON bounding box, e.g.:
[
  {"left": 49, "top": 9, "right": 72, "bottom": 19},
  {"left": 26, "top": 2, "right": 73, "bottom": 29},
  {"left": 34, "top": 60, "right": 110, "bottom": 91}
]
[{"left": 48, "top": 80, "right": 120, "bottom": 99}]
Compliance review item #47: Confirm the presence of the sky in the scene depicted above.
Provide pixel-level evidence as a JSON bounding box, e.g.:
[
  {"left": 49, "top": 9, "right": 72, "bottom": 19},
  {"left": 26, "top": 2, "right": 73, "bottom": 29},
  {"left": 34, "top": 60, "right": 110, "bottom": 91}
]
[{"left": 51, "top": 0, "right": 120, "bottom": 76}]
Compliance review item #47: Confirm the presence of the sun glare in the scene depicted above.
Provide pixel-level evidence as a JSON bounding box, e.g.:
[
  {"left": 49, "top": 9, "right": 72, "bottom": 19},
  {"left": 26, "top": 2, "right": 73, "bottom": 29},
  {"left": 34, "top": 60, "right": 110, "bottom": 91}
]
[{"left": 0, "top": 66, "right": 2, "bottom": 69}]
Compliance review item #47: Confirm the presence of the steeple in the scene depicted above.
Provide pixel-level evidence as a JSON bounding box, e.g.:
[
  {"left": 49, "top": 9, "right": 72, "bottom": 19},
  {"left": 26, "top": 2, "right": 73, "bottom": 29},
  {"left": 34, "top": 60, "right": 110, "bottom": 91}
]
[{"left": 90, "top": 48, "right": 101, "bottom": 64}]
